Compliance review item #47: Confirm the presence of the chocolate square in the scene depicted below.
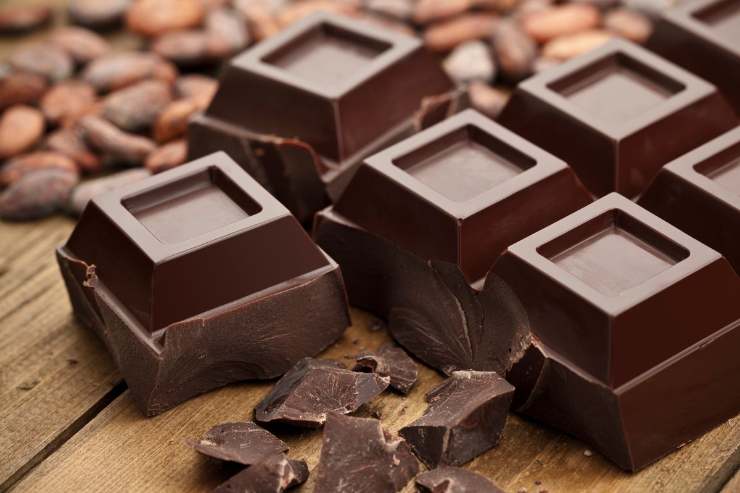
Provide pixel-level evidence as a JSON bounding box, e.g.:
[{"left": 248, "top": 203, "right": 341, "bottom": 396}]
[
  {"left": 334, "top": 109, "right": 592, "bottom": 282},
  {"left": 640, "top": 126, "right": 740, "bottom": 274},
  {"left": 649, "top": 0, "right": 740, "bottom": 114},
  {"left": 499, "top": 39, "right": 737, "bottom": 198},
  {"left": 492, "top": 193, "right": 740, "bottom": 387}
]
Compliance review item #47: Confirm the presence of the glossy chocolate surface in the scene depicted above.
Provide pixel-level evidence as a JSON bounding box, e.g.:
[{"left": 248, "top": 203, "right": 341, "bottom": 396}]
[
  {"left": 499, "top": 39, "right": 737, "bottom": 198},
  {"left": 213, "top": 454, "right": 308, "bottom": 493},
  {"left": 334, "top": 109, "right": 592, "bottom": 282},
  {"left": 492, "top": 193, "right": 740, "bottom": 387},
  {"left": 354, "top": 344, "right": 418, "bottom": 394},
  {"left": 189, "top": 422, "right": 288, "bottom": 466},
  {"left": 649, "top": 0, "right": 740, "bottom": 114},
  {"left": 415, "top": 467, "right": 505, "bottom": 493},
  {"left": 640, "top": 126, "right": 740, "bottom": 274}
]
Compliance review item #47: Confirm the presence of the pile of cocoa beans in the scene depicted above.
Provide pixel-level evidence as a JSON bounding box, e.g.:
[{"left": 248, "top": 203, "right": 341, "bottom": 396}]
[{"left": 0, "top": 0, "right": 664, "bottom": 221}]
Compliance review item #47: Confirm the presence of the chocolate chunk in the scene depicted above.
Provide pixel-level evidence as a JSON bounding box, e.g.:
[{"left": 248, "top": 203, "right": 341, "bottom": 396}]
[
  {"left": 214, "top": 454, "right": 308, "bottom": 493},
  {"left": 354, "top": 344, "right": 417, "bottom": 394},
  {"left": 415, "top": 467, "right": 505, "bottom": 493},
  {"left": 315, "top": 413, "right": 419, "bottom": 493},
  {"left": 400, "top": 371, "right": 514, "bottom": 468},
  {"left": 189, "top": 422, "right": 288, "bottom": 466},
  {"left": 254, "top": 358, "right": 389, "bottom": 428}
]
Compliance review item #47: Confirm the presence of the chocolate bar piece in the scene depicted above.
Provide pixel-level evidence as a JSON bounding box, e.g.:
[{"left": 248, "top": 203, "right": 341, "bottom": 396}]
[
  {"left": 254, "top": 358, "right": 389, "bottom": 428},
  {"left": 415, "top": 467, "right": 505, "bottom": 493},
  {"left": 315, "top": 413, "right": 419, "bottom": 493},
  {"left": 640, "top": 125, "right": 740, "bottom": 275},
  {"left": 213, "top": 454, "right": 308, "bottom": 493},
  {"left": 56, "top": 152, "right": 350, "bottom": 416},
  {"left": 499, "top": 39, "right": 737, "bottom": 198},
  {"left": 189, "top": 422, "right": 288, "bottom": 466},
  {"left": 400, "top": 371, "right": 514, "bottom": 468},
  {"left": 498, "top": 194, "right": 740, "bottom": 470},
  {"left": 648, "top": 0, "right": 740, "bottom": 115},
  {"left": 188, "top": 12, "right": 453, "bottom": 222},
  {"left": 354, "top": 344, "right": 418, "bottom": 394}
]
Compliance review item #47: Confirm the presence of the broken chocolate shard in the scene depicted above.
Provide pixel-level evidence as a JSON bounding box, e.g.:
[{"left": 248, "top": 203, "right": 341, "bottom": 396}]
[
  {"left": 415, "top": 467, "right": 505, "bottom": 493},
  {"left": 254, "top": 358, "right": 390, "bottom": 428},
  {"left": 354, "top": 344, "right": 418, "bottom": 394},
  {"left": 189, "top": 421, "right": 288, "bottom": 466},
  {"left": 213, "top": 454, "right": 308, "bottom": 493},
  {"left": 315, "top": 413, "right": 419, "bottom": 493},
  {"left": 400, "top": 371, "right": 514, "bottom": 468}
]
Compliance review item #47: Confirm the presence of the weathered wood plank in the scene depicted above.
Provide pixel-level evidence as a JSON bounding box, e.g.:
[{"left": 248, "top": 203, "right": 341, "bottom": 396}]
[
  {"left": 0, "top": 218, "right": 123, "bottom": 491},
  {"left": 10, "top": 307, "right": 740, "bottom": 493},
  {"left": 720, "top": 469, "right": 739, "bottom": 493}
]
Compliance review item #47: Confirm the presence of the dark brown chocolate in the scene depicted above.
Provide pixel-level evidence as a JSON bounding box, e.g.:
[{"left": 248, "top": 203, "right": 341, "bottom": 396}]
[
  {"left": 314, "top": 413, "right": 419, "bottom": 493},
  {"left": 57, "top": 152, "right": 350, "bottom": 415},
  {"left": 354, "top": 344, "right": 418, "bottom": 394},
  {"left": 415, "top": 467, "right": 505, "bottom": 493},
  {"left": 499, "top": 39, "right": 737, "bottom": 198},
  {"left": 399, "top": 371, "right": 514, "bottom": 468},
  {"left": 640, "top": 125, "right": 740, "bottom": 275},
  {"left": 213, "top": 454, "right": 308, "bottom": 493},
  {"left": 497, "top": 194, "right": 740, "bottom": 471},
  {"left": 189, "top": 422, "right": 288, "bottom": 466},
  {"left": 188, "top": 12, "right": 454, "bottom": 222},
  {"left": 254, "top": 358, "right": 389, "bottom": 428},
  {"left": 648, "top": 0, "right": 740, "bottom": 115}
]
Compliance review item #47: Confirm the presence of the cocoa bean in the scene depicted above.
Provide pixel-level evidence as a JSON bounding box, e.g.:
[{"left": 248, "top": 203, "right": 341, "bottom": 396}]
[
  {"left": 103, "top": 80, "right": 173, "bottom": 132},
  {"left": 68, "top": 168, "right": 150, "bottom": 215},
  {"left": 40, "top": 81, "right": 98, "bottom": 126},
  {"left": 68, "top": 0, "right": 131, "bottom": 30},
  {"left": 174, "top": 74, "right": 217, "bottom": 108},
  {"left": 126, "top": 0, "right": 206, "bottom": 37},
  {"left": 491, "top": 20, "right": 537, "bottom": 81},
  {"left": 277, "top": 1, "right": 359, "bottom": 28},
  {"left": 474, "top": 0, "right": 520, "bottom": 13},
  {"left": 9, "top": 43, "right": 74, "bottom": 82},
  {"left": 364, "top": 0, "right": 413, "bottom": 21},
  {"left": 145, "top": 139, "right": 187, "bottom": 174},
  {"left": 604, "top": 8, "right": 653, "bottom": 43},
  {"left": 233, "top": 0, "right": 280, "bottom": 41},
  {"left": 79, "top": 115, "right": 156, "bottom": 165},
  {"left": 205, "top": 8, "right": 250, "bottom": 59},
  {"left": 542, "top": 29, "right": 613, "bottom": 60},
  {"left": 0, "top": 69, "right": 47, "bottom": 111},
  {"left": 467, "top": 81, "right": 510, "bottom": 119},
  {"left": 413, "top": 0, "right": 472, "bottom": 24},
  {"left": 44, "top": 128, "right": 101, "bottom": 173},
  {"left": 0, "top": 6, "right": 52, "bottom": 35},
  {"left": 443, "top": 41, "right": 496, "bottom": 83},
  {"left": 49, "top": 27, "right": 111, "bottom": 65},
  {"left": 424, "top": 13, "right": 500, "bottom": 52},
  {"left": 0, "top": 105, "right": 45, "bottom": 159},
  {"left": 522, "top": 4, "right": 601, "bottom": 43},
  {"left": 0, "top": 168, "right": 78, "bottom": 221},
  {"left": 0, "top": 152, "right": 78, "bottom": 187},
  {"left": 83, "top": 52, "right": 178, "bottom": 93},
  {"left": 152, "top": 30, "right": 212, "bottom": 67},
  {"left": 154, "top": 98, "right": 200, "bottom": 143}
]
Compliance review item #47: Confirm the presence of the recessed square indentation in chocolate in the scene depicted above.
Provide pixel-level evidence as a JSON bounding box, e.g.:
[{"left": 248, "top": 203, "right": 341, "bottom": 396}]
[
  {"left": 543, "top": 210, "right": 687, "bottom": 296},
  {"left": 392, "top": 125, "right": 536, "bottom": 202},
  {"left": 693, "top": 0, "right": 740, "bottom": 43},
  {"left": 548, "top": 54, "right": 684, "bottom": 124},
  {"left": 264, "top": 23, "right": 390, "bottom": 86},
  {"left": 696, "top": 152, "right": 740, "bottom": 196},
  {"left": 123, "top": 168, "right": 262, "bottom": 244}
]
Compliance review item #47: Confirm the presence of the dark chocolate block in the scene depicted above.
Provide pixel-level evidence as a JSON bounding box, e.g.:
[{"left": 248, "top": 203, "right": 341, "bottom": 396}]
[
  {"left": 188, "top": 12, "right": 453, "bottom": 222},
  {"left": 400, "top": 371, "right": 513, "bottom": 468},
  {"left": 354, "top": 344, "right": 418, "bottom": 394},
  {"left": 334, "top": 109, "right": 593, "bottom": 282},
  {"left": 640, "top": 125, "right": 740, "bottom": 275},
  {"left": 493, "top": 193, "right": 740, "bottom": 387},
  {"left": 415, "top": 467, "right": 505, "bottom": 493},
  {"left": 57, "top": 152, "right": 350, "bottom": 416},
  {"left": 499, "top": 39, "right": 737, "bottom": 198},
  {"left": 189, "top": 422, "right": 288, "bottom": 466},
  {"left": 315, "top": 413, "right": 420, "bottom": 493},
  {"left": 213, "top": 454, "right": 308, "bottom": 493},
  {"left": 648, "top": 0, "right": 740, "bottom": 115},
  {"left": 254, "top": 358, "right": 389, "bottom": 428}
]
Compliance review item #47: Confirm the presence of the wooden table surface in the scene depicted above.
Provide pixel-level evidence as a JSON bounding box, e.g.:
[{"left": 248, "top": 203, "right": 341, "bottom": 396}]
[{"left": 0, "top": 217, "right": 738, "bottom": 493}]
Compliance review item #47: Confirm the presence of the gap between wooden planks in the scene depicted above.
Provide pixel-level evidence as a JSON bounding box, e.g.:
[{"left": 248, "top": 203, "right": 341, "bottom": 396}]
[{"left": 0, "top": 217, "right": 738, "bottom": 493}]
